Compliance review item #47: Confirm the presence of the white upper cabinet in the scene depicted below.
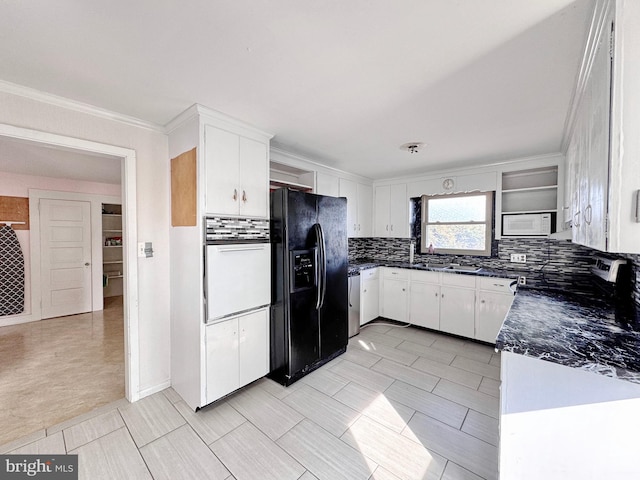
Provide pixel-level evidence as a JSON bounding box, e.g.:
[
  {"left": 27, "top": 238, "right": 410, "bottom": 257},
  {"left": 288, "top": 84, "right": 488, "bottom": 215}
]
[
  {"left": 339, "top": 178, "right": 372, "bottom": 237},
  {"left": 567, "top": 1, "right": 640, "bottom": 253},
  {"left": 374, "top": 183, "right": 408, "bottom": 238},
  {"left": 316, "top": 172, "right": 340, "bottom": 197},
  {"left": 205, "top": 125, "right": 269, "bottom": 218}
]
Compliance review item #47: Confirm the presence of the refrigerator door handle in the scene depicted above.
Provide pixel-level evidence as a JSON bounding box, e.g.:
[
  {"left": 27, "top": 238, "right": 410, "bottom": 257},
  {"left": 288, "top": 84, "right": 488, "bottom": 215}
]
[{"left": 314, "top": 223, "right": 327, "bottom": 309}]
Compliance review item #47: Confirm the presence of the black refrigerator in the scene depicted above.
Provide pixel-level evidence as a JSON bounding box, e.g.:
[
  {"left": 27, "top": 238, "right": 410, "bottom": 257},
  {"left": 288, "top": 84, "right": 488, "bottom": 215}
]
[{"left": 269, "top": 188, "right": 348, "bottom": 386}]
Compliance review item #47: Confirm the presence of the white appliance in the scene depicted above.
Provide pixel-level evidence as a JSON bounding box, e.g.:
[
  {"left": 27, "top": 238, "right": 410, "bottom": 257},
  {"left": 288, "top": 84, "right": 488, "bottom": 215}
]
[
  {"left": 503, "top": 213, "right": 552, "bottom": 236},
  {"left": 205, "top": 242, "right": 270, "bottom": 323}
]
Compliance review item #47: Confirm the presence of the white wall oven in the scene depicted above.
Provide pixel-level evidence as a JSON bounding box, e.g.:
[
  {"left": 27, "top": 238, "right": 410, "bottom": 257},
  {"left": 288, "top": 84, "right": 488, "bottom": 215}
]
[{"left": 204, "top": 217, "right": 270, "bottom": 323}]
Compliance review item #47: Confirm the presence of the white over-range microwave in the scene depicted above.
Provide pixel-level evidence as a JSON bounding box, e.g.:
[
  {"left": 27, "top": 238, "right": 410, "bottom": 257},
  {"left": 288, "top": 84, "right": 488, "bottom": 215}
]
[{"left": 503, "top": 213, "right": 552, "bottom": 236}]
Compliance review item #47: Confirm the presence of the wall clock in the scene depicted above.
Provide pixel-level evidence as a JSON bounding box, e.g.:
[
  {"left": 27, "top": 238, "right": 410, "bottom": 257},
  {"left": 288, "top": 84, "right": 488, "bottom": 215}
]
[{"left": 442, "top": 178, "right": 455, "bottom": 190}]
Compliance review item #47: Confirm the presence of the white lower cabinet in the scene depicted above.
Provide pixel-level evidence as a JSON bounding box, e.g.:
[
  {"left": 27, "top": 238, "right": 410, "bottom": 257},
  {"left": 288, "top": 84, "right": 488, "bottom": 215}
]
[
  {"left": 381, "top": 269, "right": 409, "bottom": 322},
  {"left": 439, "top": 286, "right": 475, "bottom": 338},
  {"left": 205, "top": 308, "right": 269, "bottom": 404},
  {"left": 409, "top": 271, "right": 440, "bottom": 330},
  {"left": 475, "top": 277, "right": 515, "bottom": 343},
  {"left": 439, "top": 274, "right": 476, "bottom": 338},
  {"left": 360, "top": 268, "right": 380, "bottom": 325},
  {"left": 377, "top": 267, "right": 515, "bottom": 343}
]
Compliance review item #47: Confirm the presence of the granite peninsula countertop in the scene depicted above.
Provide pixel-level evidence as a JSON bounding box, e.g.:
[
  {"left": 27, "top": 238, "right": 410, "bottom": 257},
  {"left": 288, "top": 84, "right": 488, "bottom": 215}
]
[
  {"left": 496, "top": 287, "right": 640, "bottom": 384},
  {"left": 348, "top": 259, "right": 521, "bottom": 280}
]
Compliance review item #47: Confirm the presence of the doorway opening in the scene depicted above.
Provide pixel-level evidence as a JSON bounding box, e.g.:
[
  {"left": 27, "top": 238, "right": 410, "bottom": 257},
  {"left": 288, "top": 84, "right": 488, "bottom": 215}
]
[{"left": 0, "top": 123, "right": 139, "bottom": 444}]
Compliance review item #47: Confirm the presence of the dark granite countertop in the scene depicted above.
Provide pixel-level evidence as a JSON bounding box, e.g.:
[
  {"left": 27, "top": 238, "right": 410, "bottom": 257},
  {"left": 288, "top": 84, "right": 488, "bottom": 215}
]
[
  {"left": 496, "top": 287, "right": 640, "bottom": 384},
  {"left": 348, "top": 259, "right": 521, "bottom": 280}
]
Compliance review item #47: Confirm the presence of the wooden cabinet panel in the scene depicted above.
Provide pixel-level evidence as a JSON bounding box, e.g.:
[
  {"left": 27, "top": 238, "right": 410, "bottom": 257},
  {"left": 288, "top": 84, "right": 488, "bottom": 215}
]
[{"left": 171, "top": 148, "right": 197, "bottom": 227}]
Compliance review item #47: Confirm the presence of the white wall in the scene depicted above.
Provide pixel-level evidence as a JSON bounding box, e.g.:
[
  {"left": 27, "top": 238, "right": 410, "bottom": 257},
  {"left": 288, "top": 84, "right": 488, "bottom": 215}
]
[
  {"left": 0, "top": 171, "right": 121, "bottom": 323},
  {"left": 0, "top": 91, "right": 171, "bottom": 397}
]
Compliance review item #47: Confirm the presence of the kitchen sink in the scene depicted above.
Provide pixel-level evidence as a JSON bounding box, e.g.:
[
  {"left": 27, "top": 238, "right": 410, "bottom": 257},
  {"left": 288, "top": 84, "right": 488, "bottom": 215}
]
[
  {"left": 443, "top": 265, "right": 483, "bottom": 273},
  {"left": 416, "top": 263, "right": 447, "bottom": 270}
]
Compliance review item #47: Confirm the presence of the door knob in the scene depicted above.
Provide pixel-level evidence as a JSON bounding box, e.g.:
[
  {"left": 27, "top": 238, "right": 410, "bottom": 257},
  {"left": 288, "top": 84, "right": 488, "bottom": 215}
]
[{"left": 85, "top": 262, "right": 90, "bottom": 266}]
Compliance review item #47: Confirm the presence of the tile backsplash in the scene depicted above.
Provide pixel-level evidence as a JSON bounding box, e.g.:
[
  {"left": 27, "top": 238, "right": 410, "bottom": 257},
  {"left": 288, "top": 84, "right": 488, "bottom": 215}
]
[{"left": 349, "top": 237, "right": 640, "bottom": 303}]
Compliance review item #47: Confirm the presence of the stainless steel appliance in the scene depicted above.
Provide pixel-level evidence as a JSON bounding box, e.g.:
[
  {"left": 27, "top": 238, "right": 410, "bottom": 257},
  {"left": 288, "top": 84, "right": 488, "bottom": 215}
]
[
  {"left": 591, "top": 255, "right": 630, "bottom": 299},
  {"left": 269, "top": 189, "right": 348, "bottom": 386},
  {"left": 348, "top": 275, "right": 360, "bottom": 337}
]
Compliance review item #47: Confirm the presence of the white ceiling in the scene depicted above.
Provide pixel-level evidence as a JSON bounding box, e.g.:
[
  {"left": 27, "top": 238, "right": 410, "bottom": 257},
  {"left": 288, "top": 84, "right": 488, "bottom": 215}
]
[{"left": 0, "top": 0, "right": 594, "bottom": 181}]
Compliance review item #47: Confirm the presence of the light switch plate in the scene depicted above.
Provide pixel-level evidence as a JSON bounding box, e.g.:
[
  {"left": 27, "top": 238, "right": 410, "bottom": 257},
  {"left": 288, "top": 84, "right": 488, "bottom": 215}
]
[
  {"left": 510, "top": 253, "right": 527, "bottom": 263},
  {"left": 138, "top": 242, "right": 146, "bottom": 258}
]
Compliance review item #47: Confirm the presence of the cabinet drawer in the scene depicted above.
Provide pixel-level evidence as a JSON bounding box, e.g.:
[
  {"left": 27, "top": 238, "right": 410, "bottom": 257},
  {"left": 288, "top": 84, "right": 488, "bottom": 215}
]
[
  {"left": 361, "top": 268, "right": 379, "bottom": 280},
  {"left": 410, "top": 270, "right": 440, "bottom": 284},
  {"left": 441, "top": 272, "right": 476, "bottom": 288},
  {"left": 383, "top": 267, "right": 409, "bottom": 279},
  {"left": 478, "top": 277, "right": 515, "bottom": 294}
]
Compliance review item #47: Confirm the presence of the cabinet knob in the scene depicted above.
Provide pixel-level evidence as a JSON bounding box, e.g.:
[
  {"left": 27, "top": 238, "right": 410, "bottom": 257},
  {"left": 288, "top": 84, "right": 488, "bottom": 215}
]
[
  {"left": 481, "top": 300, "right": 485, "bottom": 303},
  {"left": 435, "top": 292, "right": 438, "bottom": 297},
  {"left": 386, "top": 225, "right": 389, "bottom": 231},
  {"left": 390, "top": 225, "right": 394, "bottom": 231},
  {"left": 441, "top": 294, "right": 444, "bottom": 298},
  {"left": 242, "top": 190, "right": 247, "bottom": 202},
  {"left": 358, "top": 224, "right": 360, "bottom": 231},
  {"left": 402, "top": 288, "right": 405, "bottom": 291},
  {"left": 363, "top": 289, "right": 367, "bottom": 293},
  {"left": 233, "top": 189, "right": 238, "bottom": 201}
]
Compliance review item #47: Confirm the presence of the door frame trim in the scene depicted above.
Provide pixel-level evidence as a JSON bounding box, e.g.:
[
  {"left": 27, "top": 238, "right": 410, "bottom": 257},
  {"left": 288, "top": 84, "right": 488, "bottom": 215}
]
[{"left": 0, "top": 122, "right": 140, "bottom": 402}]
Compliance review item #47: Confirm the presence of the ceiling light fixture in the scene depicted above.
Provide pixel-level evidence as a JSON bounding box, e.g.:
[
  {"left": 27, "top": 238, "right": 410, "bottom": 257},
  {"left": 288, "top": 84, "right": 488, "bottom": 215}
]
[{"left": 400, "top": 142, "right": 425, "bottom": 154}]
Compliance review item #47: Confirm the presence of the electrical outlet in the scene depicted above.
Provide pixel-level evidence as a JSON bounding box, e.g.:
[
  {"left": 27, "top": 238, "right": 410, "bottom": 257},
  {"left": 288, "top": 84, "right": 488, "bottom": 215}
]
[
  {"left": 518, "top": 276, "right": 526, "bottom": 285},
  {"left": 510, "top": 253, "right": 527, "bottom": 263}
]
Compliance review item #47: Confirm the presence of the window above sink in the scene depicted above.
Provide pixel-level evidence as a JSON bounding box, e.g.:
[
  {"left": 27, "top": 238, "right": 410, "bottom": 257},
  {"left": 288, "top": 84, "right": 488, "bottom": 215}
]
[{"left": 421, "top": 191, "right": 494, "bottom": 257}]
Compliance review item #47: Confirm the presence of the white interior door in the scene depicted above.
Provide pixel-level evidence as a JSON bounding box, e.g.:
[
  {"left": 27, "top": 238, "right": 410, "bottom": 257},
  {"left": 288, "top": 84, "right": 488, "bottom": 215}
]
[{"left": 40, "top": 199, "right": 92, "bottom": 319}]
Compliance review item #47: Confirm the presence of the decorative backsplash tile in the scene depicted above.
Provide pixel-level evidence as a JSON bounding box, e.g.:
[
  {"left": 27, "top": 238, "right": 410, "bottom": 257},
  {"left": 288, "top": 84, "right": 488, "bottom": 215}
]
[
  {"left": 205, "top": 217, "right": 270, "bottom": 242},
  {"left": 349, "top": 236, "right": 636, "bottom": 297}
]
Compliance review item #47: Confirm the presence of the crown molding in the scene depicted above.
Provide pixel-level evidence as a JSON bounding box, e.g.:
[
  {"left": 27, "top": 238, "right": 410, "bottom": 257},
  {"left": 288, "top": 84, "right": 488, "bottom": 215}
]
[
  {"left": 0, "top": 79, "right": 164, "bottom": 132},
  {"left": 374, "top": 152, "right": 564, "bottom": 185},
  {"left": 165, "top": 103, "right": 273, "bottom": 141}
]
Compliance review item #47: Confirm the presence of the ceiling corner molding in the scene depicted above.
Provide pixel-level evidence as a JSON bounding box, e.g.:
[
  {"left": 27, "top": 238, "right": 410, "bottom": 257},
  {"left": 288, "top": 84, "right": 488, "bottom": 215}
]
[
  {"left": 0, "top": 79, "right": 164, "bottom": 133},
  {"left": 560, "top": 0, "right": 613, "bottom": 153},
  {"left": 165, "top": 103, "right": 273, "bottom": 141}
]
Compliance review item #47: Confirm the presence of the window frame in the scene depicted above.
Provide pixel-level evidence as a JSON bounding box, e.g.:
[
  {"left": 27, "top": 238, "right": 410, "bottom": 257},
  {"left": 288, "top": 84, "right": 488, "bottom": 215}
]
[{"left": 421, "top": 191, "right": 494, "bottom": 256}]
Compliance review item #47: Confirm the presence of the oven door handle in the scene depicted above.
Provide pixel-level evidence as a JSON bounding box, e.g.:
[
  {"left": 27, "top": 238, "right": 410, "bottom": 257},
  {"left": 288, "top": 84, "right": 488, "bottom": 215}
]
[
  {"left": 215, "top": 245, "right": 267, "bottom": 252},
  {"left": 314, "top": 223, "right": 327, "bottom": 310}
]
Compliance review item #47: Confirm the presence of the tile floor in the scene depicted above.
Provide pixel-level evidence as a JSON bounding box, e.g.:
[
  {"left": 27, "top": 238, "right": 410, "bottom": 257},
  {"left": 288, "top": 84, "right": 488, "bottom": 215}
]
[
  {"left": 0, "top": 322, "right": 501, "bottom": 480},
  {"left": 0, "top": 296, "right": 125, "bottom": 445}
]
